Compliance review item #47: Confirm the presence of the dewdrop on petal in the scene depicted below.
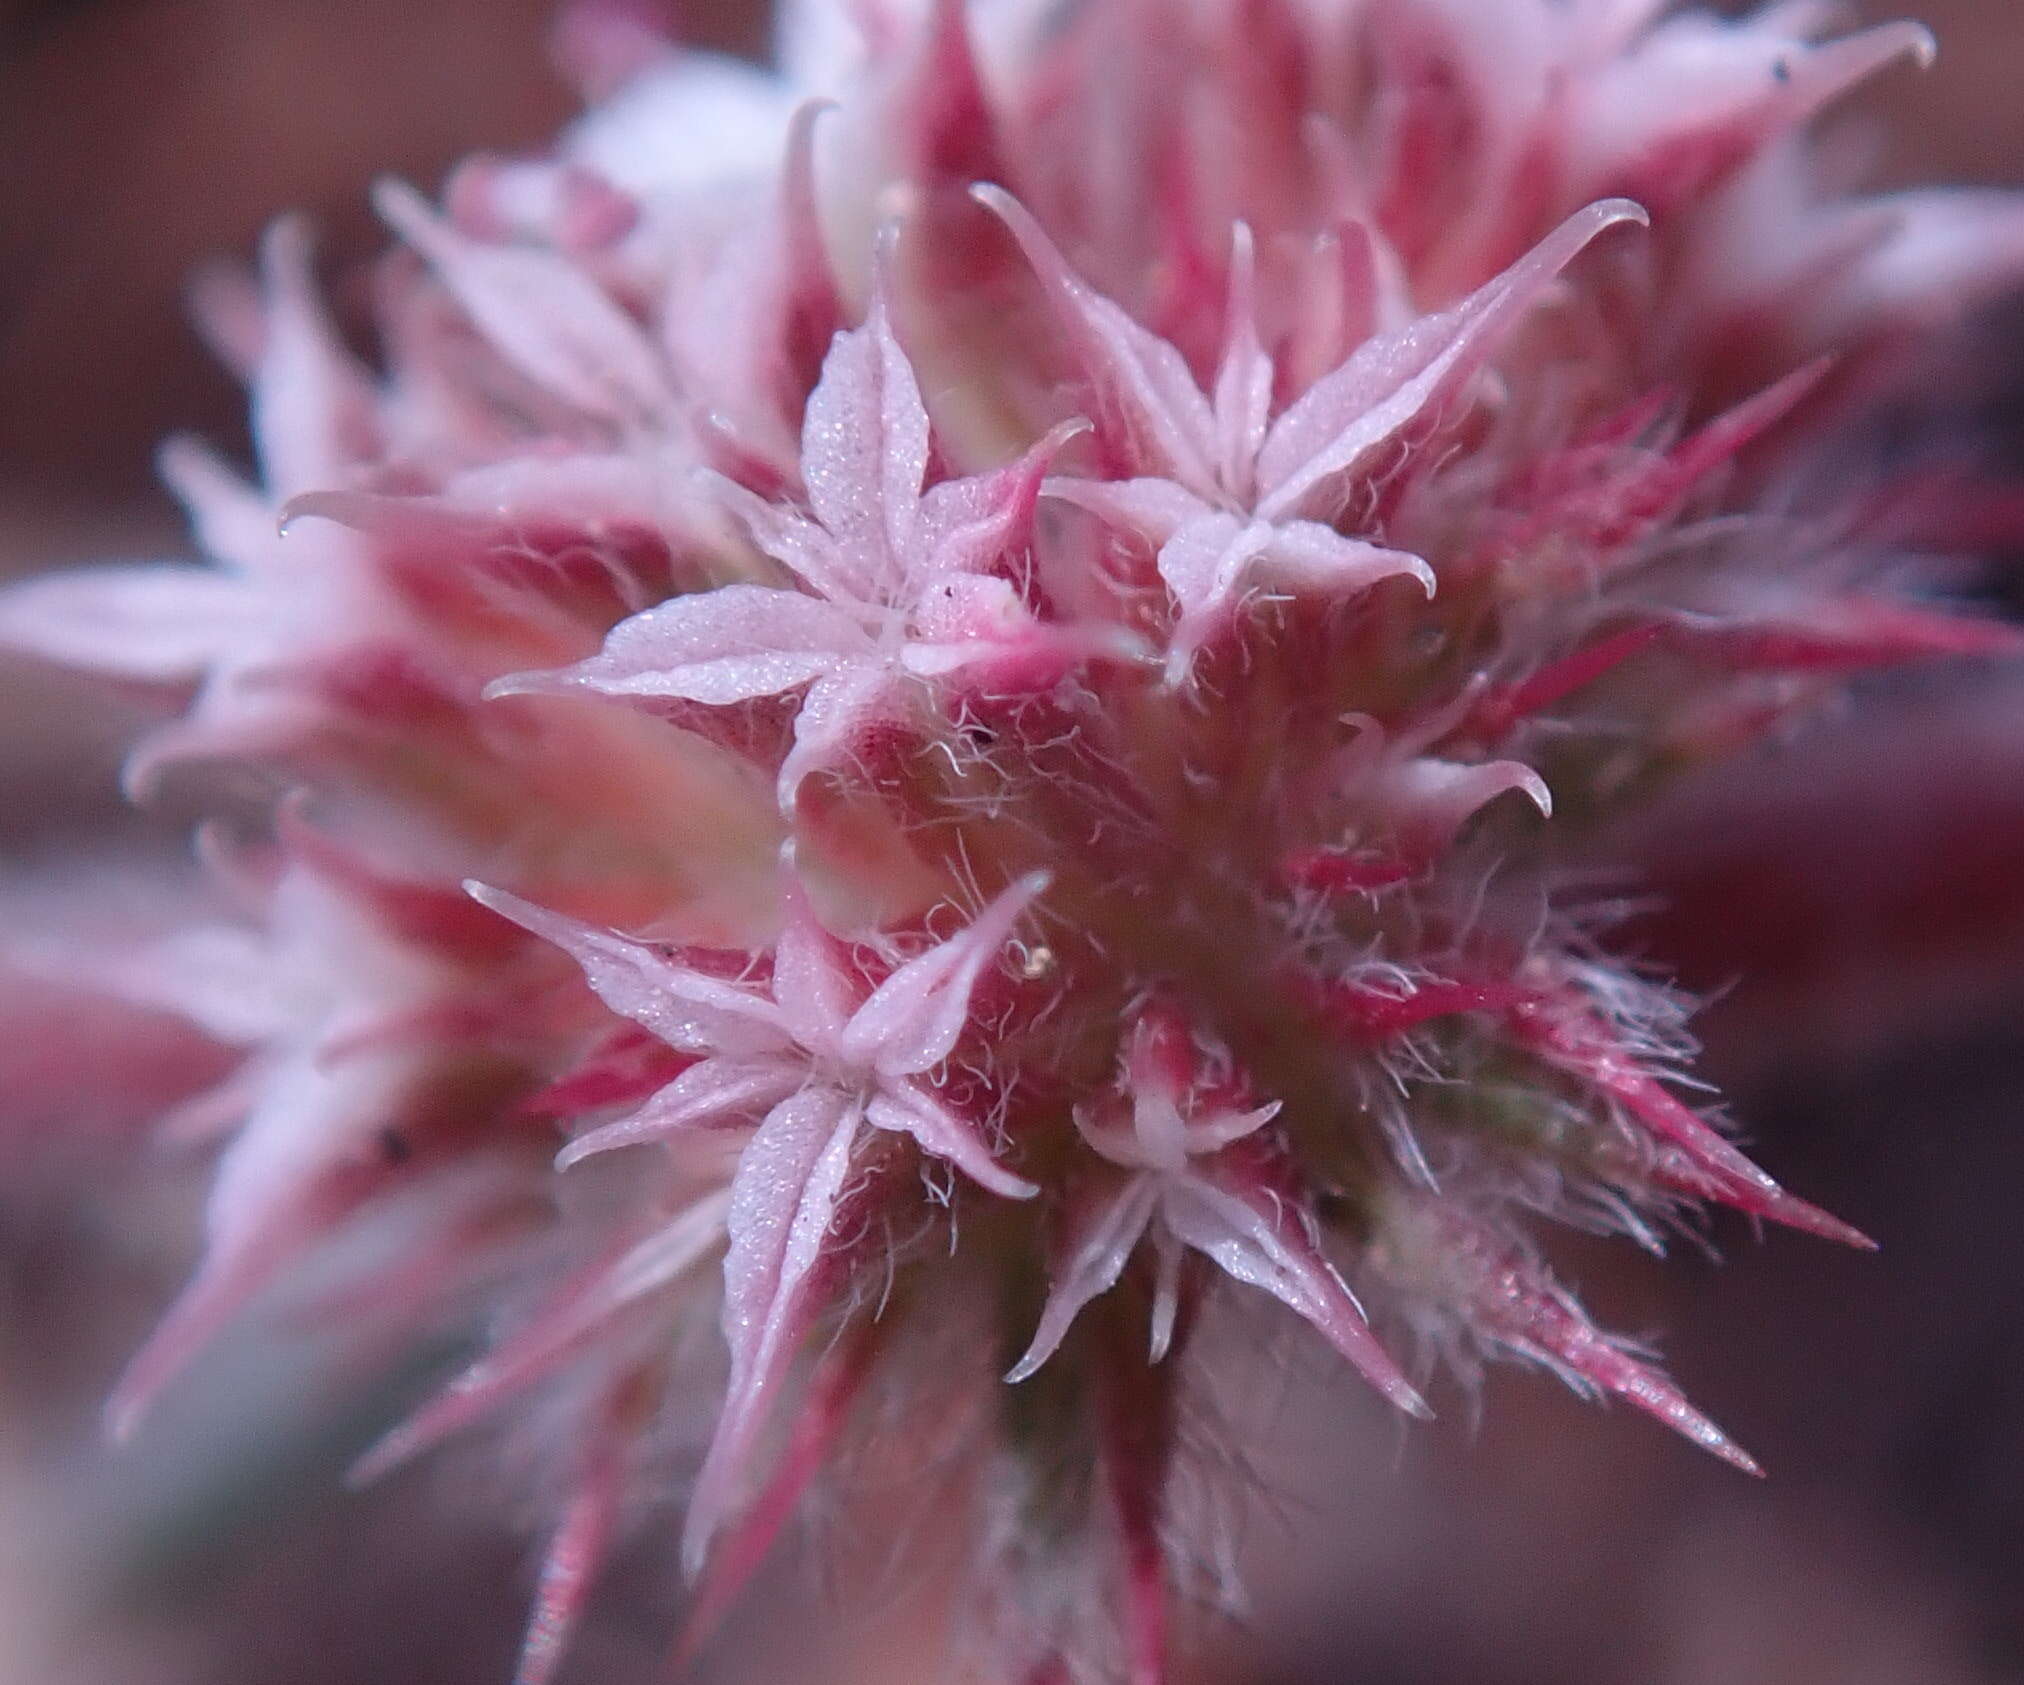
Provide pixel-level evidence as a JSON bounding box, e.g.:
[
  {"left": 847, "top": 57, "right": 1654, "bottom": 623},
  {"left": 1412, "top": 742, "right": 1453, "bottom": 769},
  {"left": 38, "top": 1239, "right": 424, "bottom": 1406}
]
[{"left": 1, "top": 1, "right": 2020, "bottom": 1679}]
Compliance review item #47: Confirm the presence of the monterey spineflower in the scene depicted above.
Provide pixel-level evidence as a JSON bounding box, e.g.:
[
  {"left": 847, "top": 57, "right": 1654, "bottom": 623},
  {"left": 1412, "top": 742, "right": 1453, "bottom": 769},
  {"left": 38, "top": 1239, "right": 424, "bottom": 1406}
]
[{"left": 5, "top": 0, "right": 2024, "bottom": 1679}]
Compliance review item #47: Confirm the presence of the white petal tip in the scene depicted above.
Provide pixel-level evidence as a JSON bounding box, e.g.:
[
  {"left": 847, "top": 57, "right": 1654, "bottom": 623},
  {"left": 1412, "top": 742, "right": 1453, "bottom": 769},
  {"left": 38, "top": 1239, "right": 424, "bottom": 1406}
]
[
  {"left": 482, "top": 670, "right": 572, "bottom": 701},
  {"left": 1865, "top": 20, "right": 1939, "bottom": 73},
  {"left": 371, "top": 176, "right": 433, "bottom": 236},
  {"left": 1722, "top": 1443, "right": 1767, "bottom": 1479},
  {"left": 119, "top": 745, "right": 174, "bottom": 805},
  {"left": 1586, "top": 197, "right": 1650, "bottom": 233},
  {"left": 464, "top": 879, "right": 520, "bottom": 919},
  {"left": 275, "top": 492, "right": 334, "bottom": 535}
]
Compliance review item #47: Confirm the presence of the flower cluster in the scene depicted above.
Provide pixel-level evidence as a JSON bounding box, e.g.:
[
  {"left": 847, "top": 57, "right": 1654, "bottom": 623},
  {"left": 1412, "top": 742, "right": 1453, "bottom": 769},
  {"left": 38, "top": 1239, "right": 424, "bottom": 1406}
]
[{"left": 5, "top": 1, "right": 2022, "bottom": 1678}]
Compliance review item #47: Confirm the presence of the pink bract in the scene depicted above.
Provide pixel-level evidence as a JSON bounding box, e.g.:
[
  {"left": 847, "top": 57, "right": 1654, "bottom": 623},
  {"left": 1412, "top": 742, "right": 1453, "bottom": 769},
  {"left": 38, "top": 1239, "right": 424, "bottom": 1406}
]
[{"left": 2, "top": 1, "right": 2020, "bottom": 1679}]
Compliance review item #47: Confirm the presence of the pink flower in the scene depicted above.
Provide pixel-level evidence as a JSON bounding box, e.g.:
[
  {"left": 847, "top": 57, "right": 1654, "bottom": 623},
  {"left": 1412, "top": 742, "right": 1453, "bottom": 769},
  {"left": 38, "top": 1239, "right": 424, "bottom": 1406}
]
[
  {"left": 494, "top": 288, "right": 1101, "bottom": 803},
  {"left": 1008, "top": 1000, "right": 1423, "bottom": 1414},
  {"left": 2, "top": 2, "right": 2021, "bottom": 1680},
  {"left": 474, "top": 866, "right": 1046, "bottom": 1563}
]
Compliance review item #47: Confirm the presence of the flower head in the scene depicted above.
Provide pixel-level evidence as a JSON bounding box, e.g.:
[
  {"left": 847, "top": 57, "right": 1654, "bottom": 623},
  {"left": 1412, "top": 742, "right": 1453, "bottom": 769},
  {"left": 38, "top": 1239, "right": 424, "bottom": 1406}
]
[{"left": 3, "top": 1, "right": 2021, "bottom": 1679}]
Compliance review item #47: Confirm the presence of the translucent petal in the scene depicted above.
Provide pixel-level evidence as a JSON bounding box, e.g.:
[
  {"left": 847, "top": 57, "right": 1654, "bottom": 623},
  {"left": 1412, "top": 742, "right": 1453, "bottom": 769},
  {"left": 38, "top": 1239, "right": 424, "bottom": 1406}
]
[
  {"left": 555, "top": 1057, "right": 802, "bottom": 1169},
  {"left": 468, "top": 884, "right": 786, "bottom": 1055},
  {"left": 376, "top": 178, "right": 670, "bottom": 424},
  {"left": 1159, "top": 1167, "right": 1427, "bottom": 1416},
  {"left": 1257, "top": 201, "right": 1648, "bottom": 520},
  {"left": 493, "top": 584, "right": 868, "bottom": 707},
  {"left": 769, "top": 879, "right": 861, "bottom": 1054},
  {"left": 0, "top": 566, "right": 259, "bottom": 684},
  {"left": 1005, "top": 1177, "right": 1159, "bottom": 1382},
  {"left": 799, "top": 290, "right": 930, "bottom": 596},
  {"left": 865, "top": 1084, "right": 1037, "bottom": 1200},
  {"left": 351, "top": 1192, "right": 731, "bottom": 1482},
  {"left": 838, "top": 872, "right": 1049, "bottom": 1075},
  {"left": 974, "top": 185, "right": 1220, "bottom": 496},
  {"left": 684, "top": 1086, "right": 859, "bottom": 1573}
]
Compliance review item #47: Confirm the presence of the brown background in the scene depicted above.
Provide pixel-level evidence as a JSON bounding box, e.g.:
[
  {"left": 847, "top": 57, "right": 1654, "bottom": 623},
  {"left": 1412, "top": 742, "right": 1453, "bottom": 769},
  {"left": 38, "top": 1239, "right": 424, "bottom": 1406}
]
[{"left": 2, "top": 5, "right": 2023, "bottom": 1684}]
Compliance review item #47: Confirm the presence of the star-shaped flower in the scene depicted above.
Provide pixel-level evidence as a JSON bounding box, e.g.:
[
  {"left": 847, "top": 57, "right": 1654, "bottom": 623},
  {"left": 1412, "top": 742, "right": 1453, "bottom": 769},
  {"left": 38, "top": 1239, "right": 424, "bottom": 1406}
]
[
  {"left": 471, "top": 868, "right": 1047, "bottom": 1565},
  {"left": 1007, "top": 1004, "right": 1426, "bottom": 1418},
  {"left": 493, "top": 288, "right": 1096, "bottom": 807},
  {"left": 979, "top": 186, "right": 1648, "bottom": 680}
]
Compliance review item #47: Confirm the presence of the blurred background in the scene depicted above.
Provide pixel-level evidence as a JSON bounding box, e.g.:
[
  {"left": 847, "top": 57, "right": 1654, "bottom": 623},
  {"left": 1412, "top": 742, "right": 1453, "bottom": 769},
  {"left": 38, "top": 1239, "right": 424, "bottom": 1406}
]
[{"left": 2, "top": 3, "right": 2023, "bottom": 1682}]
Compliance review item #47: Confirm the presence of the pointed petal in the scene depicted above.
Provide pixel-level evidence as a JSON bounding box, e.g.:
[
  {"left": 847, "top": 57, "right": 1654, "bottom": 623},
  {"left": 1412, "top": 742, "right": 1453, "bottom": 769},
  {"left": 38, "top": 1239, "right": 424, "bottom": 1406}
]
[
  {"left": 109, "top": 1051, "right": 408, "bottom": 1439},
  {"left": 769, "top": 875, "right": 861, "bottom": 1053},
  {"left": 673, "top": 1323, "right": 872, "bottom": 1667},
  {"left": 0, "top": 565, "right": 257, "bottom": 683},
  {"left": 866, "top": 1085, "right": 1037, "bottom": 1200},
  {"left": 1159, "top": 1167, "right": 1427, "bottom": 1416},
  {"left": 158, "top": 435, "right": 276, "bottom": 577},
  {"left": 1043, "top": 476, "right": 1211, "bottom": 550},
  {"left": 351, "top": 1193, "right": 731, "bottom": 1482},
  {"left": 1256, "top": 524, "right": 1435, "bottom": 601},
  {"left": 1378, "top": 756, "right": 1553, "bottom": 861},
  {"left": 1487, "top": 1257, "right": 1762, "bottom": 1476},
  {"left": 491, "top": 584, "right": 867, "bottom": 707},
  {"left": 1158, "top": 514, "right": 1436, "bottom": 681},
  {"left": 838, "top": 872, "right": 1049, "bottom": 1076},
  {"left": 376, "top": 178, "right": 669, "bottom": 423},
  {"left": 1507, "top": 999, "right": 1780, "bottom": 1196},
  {"left": 1153, "top": 511, "right": 1258, "bottom": 620},
  {"left": 1211, "top": 223, "right": 1273, "bottom": 502},
  {"left": 1153, "top": 512, "right": 1265, "bottom": 680},
  {"left": 1180, "top": 1100, "right": 1282, "bottom": 1158},
  {"left": 514, "top": 1408, "right": 630, "bottom": 1685},
  {"left": 973, "top": 185, "right": 1220, "bottom": 494},
  {"left": 108, "top": 1223, "right": 294, "bottom": 1444},
  {"left": 1257, "top": 201, "right": 1648, "bottom": 520},
  {"left": 701, "top": 470, "right": 862, "bottom": 602},
  {"left": 799, "top": 288, "right": 930, "bottom": 595},
  {"left": 247, "top": 216, "right": 380, "bottom": 498},
  {"left": 1580, "top": 20, "right": 1934, "bottom": 213},
  {"left": 914, "top": 418, "right": 1090, "bottom": 579},
  {"left": 467, "top": 883, "right": 786, "bottom": 1054},
  {"left": 1006, "top": 1177, "right": 1160, "bottom": 1382},
  {"left": 658, "top": 99, "right": 839, "bottom": 476},
  {"left": 1652, "top": 1148, "right": 1877, "bottom": 1250},
  {"left": 287, "top": 450, "right": 688, "bottom": 558},
  {"left": 1146, "top": 1223, "right": 1185, "bottom": 1365},
  {"left": 685, "top": 1086, "right": 859, "bottom": 1573},
  {"left": 556, "top": 1058, "right": 801, "bottom": 1168}
]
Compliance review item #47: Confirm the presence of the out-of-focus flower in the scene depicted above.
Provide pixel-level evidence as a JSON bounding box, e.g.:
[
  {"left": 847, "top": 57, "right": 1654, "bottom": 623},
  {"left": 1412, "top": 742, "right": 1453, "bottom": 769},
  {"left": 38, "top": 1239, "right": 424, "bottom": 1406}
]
[{"left": 3, "top": 1, "right": 2022, "bottom": 1678}]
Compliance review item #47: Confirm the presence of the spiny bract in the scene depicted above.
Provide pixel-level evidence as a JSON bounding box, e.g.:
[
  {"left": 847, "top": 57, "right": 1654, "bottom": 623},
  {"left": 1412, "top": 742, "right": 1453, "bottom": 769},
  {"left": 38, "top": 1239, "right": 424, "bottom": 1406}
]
[{"left": 5, "top": 1, "right": 2023, "bottom": 1680}]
